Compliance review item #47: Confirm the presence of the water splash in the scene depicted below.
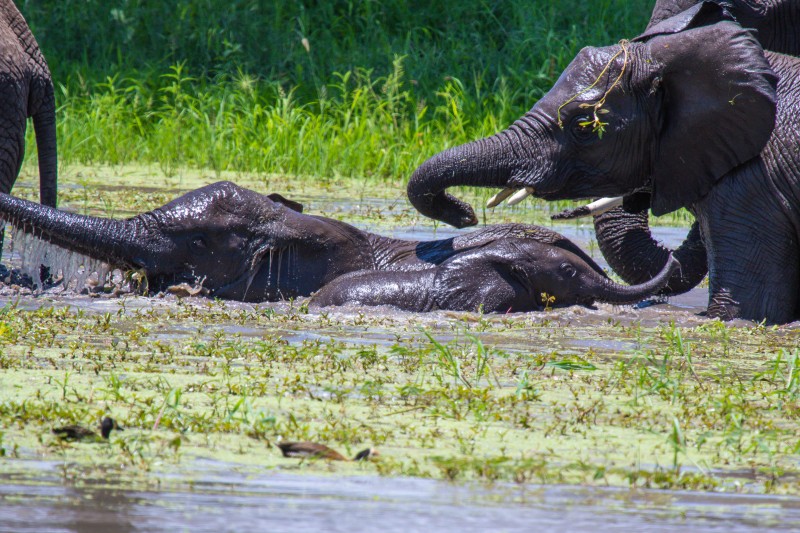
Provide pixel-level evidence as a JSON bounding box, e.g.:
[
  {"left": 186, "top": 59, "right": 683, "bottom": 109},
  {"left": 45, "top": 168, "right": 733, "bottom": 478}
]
[{"left": 8, "top": 227, "right": 127, "bottom": 293}]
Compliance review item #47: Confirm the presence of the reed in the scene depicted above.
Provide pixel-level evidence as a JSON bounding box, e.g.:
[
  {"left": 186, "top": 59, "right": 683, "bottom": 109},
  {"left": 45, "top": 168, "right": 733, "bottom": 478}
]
[{"left": 21, "top": 0, "right": 652, "bottom": 182}]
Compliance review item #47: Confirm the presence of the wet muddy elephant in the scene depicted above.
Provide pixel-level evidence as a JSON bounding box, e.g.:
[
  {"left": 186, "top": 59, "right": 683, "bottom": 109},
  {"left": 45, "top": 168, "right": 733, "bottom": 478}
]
[
  {"left": 0, "top": 181, "right": 676, "bottom": 312},
  {"left": 0, "top": 0, "right": 57, "bottom": 206},
  {"left": 311, "top": 238, "right": 678, "bottom": 312},
  {"left": 406, "top": 3, "right": 800, "bottom": 323}
]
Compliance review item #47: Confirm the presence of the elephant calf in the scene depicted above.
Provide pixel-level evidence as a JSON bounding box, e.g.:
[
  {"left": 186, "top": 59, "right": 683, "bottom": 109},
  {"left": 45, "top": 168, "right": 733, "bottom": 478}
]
[{"left": 0, "top": 181, "right": 676, "bottom": 313}]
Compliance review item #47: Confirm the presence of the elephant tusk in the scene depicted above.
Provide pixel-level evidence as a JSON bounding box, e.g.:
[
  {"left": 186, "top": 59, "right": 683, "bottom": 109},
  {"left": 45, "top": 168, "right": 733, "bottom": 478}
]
[
  {"left": 486, "top": 188, "right": 518, "bottom": 208},
  {"left": 505, "top": 187, "right": 536, "bottom": 206},
  {"left": 551, "top": 196, "right": 624, "bottom": 220}
]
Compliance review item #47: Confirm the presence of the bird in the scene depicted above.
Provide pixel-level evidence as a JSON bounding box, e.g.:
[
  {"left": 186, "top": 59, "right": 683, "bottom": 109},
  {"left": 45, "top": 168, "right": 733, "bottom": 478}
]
[
  {"left": 52, "top": 417, "right": 122, "bottom": 442},
  {"left": 276, "top": 441, "right": 378, "bottom": 461}
]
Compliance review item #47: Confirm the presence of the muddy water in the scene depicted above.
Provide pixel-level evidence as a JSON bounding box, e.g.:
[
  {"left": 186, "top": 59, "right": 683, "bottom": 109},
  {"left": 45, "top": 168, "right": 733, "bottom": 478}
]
[
  {"left": 2, "top": 460, "right": 799, "bottom": 532},
  {"left": 5, "top": 191, "right": 791, "bottom": 532}
]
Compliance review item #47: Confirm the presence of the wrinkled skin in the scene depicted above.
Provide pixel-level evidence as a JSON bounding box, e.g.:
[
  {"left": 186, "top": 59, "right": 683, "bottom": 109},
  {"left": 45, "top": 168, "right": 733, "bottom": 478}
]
[
  {"left": 0, "top": 0, "right": 57, "bottom": 206},
  {"left": 312, "top": 239, "right": 680, "bottom": 313},
  {"left": 591, "top": 0, "right": 800, "bottom": 298},
  {"left": 406, "top": 4, "right": 800, "bottom": 323},
  {"left": 0, "top": 180, "right": 676, "bottom": 311}
]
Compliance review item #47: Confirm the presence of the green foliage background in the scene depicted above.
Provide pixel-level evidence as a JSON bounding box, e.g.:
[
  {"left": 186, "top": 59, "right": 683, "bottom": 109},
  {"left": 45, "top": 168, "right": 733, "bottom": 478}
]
[{"left": 19, "top": 0, "right": 652, "bottom": 179}]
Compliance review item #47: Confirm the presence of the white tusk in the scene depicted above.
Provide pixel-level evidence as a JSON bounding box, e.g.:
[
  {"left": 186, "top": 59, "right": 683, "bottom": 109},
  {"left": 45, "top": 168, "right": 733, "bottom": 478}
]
[
  {"left": 582, "top": 196, "right": 624, "bottom": 215},
  {"left": 486, "top": 188, "right": 517, "bottom": 208},
  {"left": 550, "top": 196, "right": 625, "bottom": 220},
  {"left": 505, "top": 187, "right": 536, "bottom": 206}
]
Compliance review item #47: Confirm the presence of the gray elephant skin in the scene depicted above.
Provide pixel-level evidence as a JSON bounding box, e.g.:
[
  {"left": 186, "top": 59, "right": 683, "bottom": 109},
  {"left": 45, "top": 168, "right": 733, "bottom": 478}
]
[
  {"left": 406, "top": 2, "right": 800, "bottom": 324},
  {"left": 311, "top": 237, "right": 678, "bottom": 312},
  {"left": 588, "top": 0, "right": 800, "bottom": 303},
  {"left": 0, "top": 181, "right": 676, "bottom": 312},
  {"left": 0, "top": 0, "right": 57, "bottom": 206}
]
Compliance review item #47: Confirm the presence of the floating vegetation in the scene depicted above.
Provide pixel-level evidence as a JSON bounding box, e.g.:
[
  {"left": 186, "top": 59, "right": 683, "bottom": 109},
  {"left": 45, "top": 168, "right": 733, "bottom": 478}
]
[{"left": 0, "top": 287, "right": 797, "bottom": 494}]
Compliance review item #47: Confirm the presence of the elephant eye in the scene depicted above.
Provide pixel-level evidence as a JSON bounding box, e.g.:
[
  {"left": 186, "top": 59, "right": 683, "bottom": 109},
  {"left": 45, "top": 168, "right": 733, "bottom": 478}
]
[
  {"left": 570, "top": 115, "right": 597, "bottom": 141},
  {"left": 560, "top": 263, "right": 577, "bottom": 278}
]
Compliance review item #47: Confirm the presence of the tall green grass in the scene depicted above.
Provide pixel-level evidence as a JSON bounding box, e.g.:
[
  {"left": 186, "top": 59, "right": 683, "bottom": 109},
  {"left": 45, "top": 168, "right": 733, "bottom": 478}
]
[{"left": 20, "top": 0, "right": 654, "bottom": 180}]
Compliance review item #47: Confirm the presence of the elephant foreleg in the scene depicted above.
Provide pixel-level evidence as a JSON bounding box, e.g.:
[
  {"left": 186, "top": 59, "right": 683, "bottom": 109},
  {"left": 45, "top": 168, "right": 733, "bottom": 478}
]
[{"left": 697, "top": 177, "right": 799, "bottom": 324}]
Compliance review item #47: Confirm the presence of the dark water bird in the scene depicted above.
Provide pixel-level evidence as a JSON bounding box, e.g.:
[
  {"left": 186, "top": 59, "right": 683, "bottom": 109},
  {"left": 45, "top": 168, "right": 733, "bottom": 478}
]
[
  {"left": 52, "top": 417, "right": 122, "bottom": 441},
  {"left": 277, "top": 441, "right": 378, "bottom": 461}
]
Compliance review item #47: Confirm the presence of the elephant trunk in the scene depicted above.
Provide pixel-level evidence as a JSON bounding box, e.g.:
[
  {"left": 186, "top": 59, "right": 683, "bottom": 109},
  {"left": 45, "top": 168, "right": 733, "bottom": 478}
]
[
  {"left": 593, "top": 198, "right": 707, "bottom": 295},
  {"left": 0, "top": 192, "right": 149, "bottom": 269},
  {"left": 407, "top": 123, "right": 542, "bottom": 228},
  {"left": 593, "top": 254, "right": 681, "bottom": 305}
]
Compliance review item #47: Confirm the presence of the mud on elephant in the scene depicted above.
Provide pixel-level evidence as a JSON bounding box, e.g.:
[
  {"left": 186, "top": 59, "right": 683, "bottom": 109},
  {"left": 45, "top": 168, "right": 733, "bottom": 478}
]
[
  {"left": 311, "top": 238, "right": 678, "bottom": 313},
  {"left": 0, "top": 181, "right": 676, "bottom": 312},
  {"left": 407, "top": 2, "right": 800, "bottom": 323}
]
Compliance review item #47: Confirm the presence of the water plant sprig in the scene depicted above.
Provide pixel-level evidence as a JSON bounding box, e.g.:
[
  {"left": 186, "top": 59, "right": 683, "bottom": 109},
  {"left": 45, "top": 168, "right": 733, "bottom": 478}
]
[{"left": 557, "top": 40, "right": 630, "bottom": 139}]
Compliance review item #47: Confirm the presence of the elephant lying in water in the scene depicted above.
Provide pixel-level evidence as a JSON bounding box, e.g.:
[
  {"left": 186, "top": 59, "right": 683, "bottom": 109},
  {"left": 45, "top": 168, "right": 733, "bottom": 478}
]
[{"left": 0, "top": 181, "right": 677, "bottom": 312}]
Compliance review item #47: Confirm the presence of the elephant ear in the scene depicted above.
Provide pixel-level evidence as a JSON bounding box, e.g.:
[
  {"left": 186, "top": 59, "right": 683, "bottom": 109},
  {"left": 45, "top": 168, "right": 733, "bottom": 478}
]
[
  {"left": 267, "top": 193, "right": 304, "bottom": 213},
  {"left": 432, "top": 245, "right": 536, "bottom": 313},
  {"left": 644, "top": 1, "right": 738, "bottom": 34},
  {"left": 638, "top": 4, "right": 777, "bottom": 215},
  {"left": 646, "top": 0, "right": 716, "bottom": 30}
]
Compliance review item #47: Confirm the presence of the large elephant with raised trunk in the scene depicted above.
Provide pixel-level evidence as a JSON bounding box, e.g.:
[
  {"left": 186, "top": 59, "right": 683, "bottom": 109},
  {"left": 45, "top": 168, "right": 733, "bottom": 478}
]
[
  {"left": 406, "top": 3, "right": 800, "bottom": 323},
  {"left": 0, "top": 181, "right": 676, "bottom": 312}
]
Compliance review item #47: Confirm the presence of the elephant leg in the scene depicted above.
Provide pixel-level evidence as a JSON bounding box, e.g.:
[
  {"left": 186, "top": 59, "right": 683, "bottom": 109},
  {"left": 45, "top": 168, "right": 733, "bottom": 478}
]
[
  {"left": 0, "top": 91, "right": 27, "bottom": 192},
  {"left": 0, "top": 89, "right": 27, "bottom": 262},
  {"left": 697, "top": 182, "right": 799, "bottom": 324}
]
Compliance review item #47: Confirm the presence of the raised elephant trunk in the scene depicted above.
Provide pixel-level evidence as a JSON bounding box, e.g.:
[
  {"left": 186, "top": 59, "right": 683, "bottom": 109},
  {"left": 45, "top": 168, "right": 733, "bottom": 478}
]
[
  {"left": 407, "top": 123, "right": 544, "bottom": 228},
  {"left": 593, "top": 254, "right": 681, "bottom": 305},
  {"left": 0, "top": 193, "right": 148, "bottom": 269}
]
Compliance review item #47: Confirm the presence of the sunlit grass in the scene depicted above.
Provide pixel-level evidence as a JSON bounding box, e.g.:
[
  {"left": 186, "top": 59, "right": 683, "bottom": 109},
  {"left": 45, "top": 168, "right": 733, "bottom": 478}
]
[{"left": 19, "top": 1, "right": 662, "bottom": 213}]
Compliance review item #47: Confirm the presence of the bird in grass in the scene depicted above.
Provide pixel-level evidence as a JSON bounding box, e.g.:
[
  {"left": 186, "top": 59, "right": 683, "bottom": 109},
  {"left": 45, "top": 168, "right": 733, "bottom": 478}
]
[
  {"left": 276, "top": 441, "right": 378, "bottom": 461},
  {"left": 52, "top": 417, "right": 122, "bottom": 442}
]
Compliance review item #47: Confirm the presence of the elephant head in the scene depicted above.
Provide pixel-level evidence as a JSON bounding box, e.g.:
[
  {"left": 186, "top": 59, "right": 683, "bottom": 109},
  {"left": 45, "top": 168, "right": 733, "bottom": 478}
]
[
  {"left": 0, "top": 181, "right": 374, "bottom": 301},
  {"left": 311, "top": 238, "right": 680, "bottom": 313},
  {"left": 553, "top": 0, "right": 800, "bottom": 297},
  {"left": 407, "top": 3, "right": 777, "bottom": 226}
]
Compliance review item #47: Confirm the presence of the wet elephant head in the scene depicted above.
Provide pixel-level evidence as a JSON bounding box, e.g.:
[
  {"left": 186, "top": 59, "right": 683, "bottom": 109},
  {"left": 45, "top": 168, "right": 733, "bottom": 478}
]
[
  {"left": 312, "top": 238, "right": 680, "bottom": 313},
  {"left": 0, "top": 181, "right": 374, "bottom": 301},
  {"left": 406, "top": 3, "right": 777, "bottom": 226}
]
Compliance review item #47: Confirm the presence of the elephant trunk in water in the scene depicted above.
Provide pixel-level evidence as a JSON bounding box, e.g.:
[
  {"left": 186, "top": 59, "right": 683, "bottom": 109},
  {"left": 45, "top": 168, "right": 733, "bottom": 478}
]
[
  {"left": 407, "top": 121, "right": 549, "bottom": 229},
  {"left": 0, "top": 193, "right": 149, "bottom": 269},
  {"left": 593, "top": 254, "right": 680, "bottom": 305},
  {"left": 593, "top": 204, "right": 708, "bottom": 296}
]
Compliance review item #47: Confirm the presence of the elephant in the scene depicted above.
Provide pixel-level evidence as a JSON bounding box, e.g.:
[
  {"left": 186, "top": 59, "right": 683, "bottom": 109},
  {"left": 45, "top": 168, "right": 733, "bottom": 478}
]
[
  {"left": 311, "top": 238, "right": 679, "bottom": 313},
  {"left": 406, "top": 3, "right": 800, "bottom": 323},
  {"left": 0, "top": 0, "right": 57, "bottom": 207},
  {"left": 0, "top": 181, "right": 676, "bottom": 312},
  {"left": 649, "top": 0, "right": 799, "bottom": 52},
  {"left": 554, "top": 0, "right": 800, "bottom": 299}
]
